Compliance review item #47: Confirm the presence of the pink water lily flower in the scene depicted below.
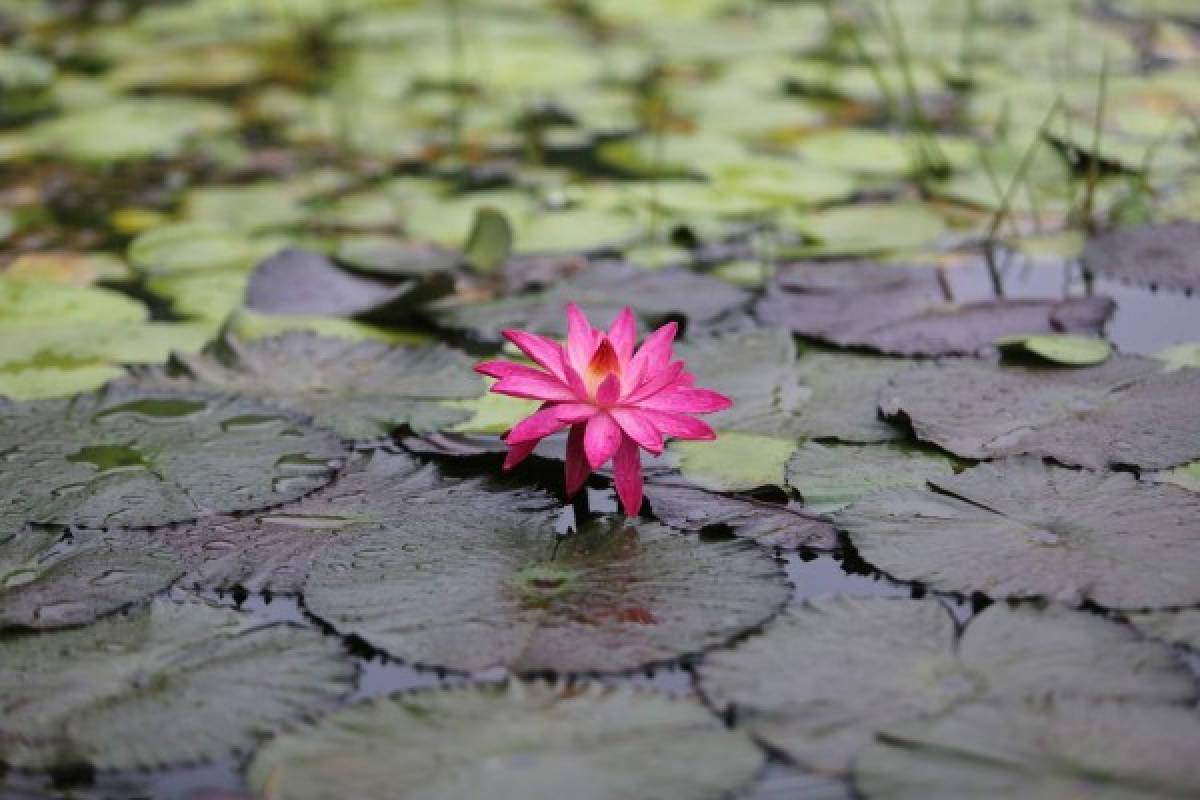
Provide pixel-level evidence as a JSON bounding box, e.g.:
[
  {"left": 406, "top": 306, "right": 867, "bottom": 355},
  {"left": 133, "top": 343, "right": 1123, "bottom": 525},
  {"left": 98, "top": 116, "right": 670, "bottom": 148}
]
[{"left": 475, "top": 304, "right": 732, "bottom": 515}]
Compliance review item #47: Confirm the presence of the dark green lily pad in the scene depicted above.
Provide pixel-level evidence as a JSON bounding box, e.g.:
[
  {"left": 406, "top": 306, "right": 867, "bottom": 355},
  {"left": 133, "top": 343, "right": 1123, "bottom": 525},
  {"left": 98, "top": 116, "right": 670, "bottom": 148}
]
[
  {"left": 431, "top": 263, "right": 747, "bottom": 342},
  {"left": 0, "top": 597, "right": 353, "bottom": 770},
  {"left": 305, "top": 512, "right": 789, "bottom": 674},
  {"left": 0, "top": 387, "right": 345, "bottom": 528},
  {"left": 880, "top": 357, "right": 1200, "bottom": 470},
  {"left": 785, "top": 443, "right": 957, "bottom": 513},
  {"left": 249, "top": 683, "right": 763, "bottom": 800},
  {"left": 836, "top": 458, "right": 1200, "bottom": 609},
  {"left": 698, "top": 597, "right": 1192, "bottom": 775},
  {"left": 644, "top": 480, "right": 837, "bottom": 550},
  {"left": 1083, "top": 222, "right": 1200, "bottom": 293},
  {"left": 0, "top": 527, "right": 181, "bottom": 630},
  {"left": 136, "top": 333, "right": 482, "bottom": 440},
  {"left": 855, "top": 701, "right": 1200, "bottom": 799}
]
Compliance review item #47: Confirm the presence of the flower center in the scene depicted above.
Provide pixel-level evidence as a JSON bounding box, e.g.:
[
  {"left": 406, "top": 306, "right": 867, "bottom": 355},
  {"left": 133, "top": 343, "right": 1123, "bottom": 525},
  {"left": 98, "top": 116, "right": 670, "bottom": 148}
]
[{"left": 584, "top": 337, "right": 621, "bottom": 398}]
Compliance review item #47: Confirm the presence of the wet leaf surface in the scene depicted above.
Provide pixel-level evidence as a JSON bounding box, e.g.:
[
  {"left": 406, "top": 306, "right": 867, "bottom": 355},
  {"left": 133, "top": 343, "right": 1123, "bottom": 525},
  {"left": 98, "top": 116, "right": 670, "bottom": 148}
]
[
  {"left": 836, "top": 457, "right": 1200, "bottom": 608},
  {"left": 0, "top": 598, "right": 353, "bottom": 770},
  {"left": 1083, "top": 222, "right": 1200, "bottom": 292},
  {"left": 249, "top": 683, "right": 763, "bottom": 800}
]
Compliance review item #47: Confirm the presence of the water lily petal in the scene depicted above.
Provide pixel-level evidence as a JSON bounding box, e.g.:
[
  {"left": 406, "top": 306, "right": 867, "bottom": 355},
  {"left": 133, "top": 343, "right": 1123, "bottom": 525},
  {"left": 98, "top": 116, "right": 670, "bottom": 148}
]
[
  {"left": 492, "top": 371, "right": 578, "bottom": 402},
  {"left": 506, "top": 407, "right": 567, "bottom": 444},
  {"left": 565, "top": 423, "right": 589, "bottom": 497},
  {"left": 613, "top": 435, "right": 644, "bottom": 516},
  {"left": 584, "top": 412, "right": 622, "bottom": 469},
  {"left": 611, "top": 408, "right": 664, "bottom": 454},
  {"left": 641, "top": 387, "right": 732, "bottom": 414},
  {"left": 554, "top": 403, "right": 598, "bottom": 424},
  {"left": 502, "top": 329, "right": 568, "bottom": 382},
  {"left": 475, "top": 360, "right": 532, "bottom": 379},
  {"left": 625, "top": 321, "right": 678, "bottom": 390},
  {"left": 566, "top": 302, "right": 600, "bottom": 373},
  {"left": 596, "top": 373, "right": 622, "bottom": 406},
  {"left": 503, "top": 439, "right": 538, "bottom": 471},
  {"left": 563, "top": 361, "right": 589, "bottom": 399},
  {"left": 608, "top": 307, "right": 637, "bottom": 364},
  {"left": 625, "top": 361, "right": 685, "bottom": 404},
  {"left": 639, "top": 409, "right": 716, "bottom": 440}
]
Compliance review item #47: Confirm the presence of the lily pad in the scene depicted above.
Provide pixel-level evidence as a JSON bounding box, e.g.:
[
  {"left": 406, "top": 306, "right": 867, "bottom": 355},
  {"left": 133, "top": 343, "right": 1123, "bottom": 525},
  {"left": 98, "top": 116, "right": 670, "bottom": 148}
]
[
  {"left": 786, "top": 203, "right": 948, "bottom": 257},
  {"left": 836, "top": 457, "right": 1200, "bottom": 608},
  {"left": 880, "top": 357, "right": 1200, "bottom": 470},
  {"left": 995, "top": 333, "right": 1113, "bottom": 366},
  {"left": 855, "top": 701, "right": 1200, "bottom": 799},
  {"left": 0, "top": 279, "right": 147, "bottom": 328},
  {"left": 1126, "top": 609, "right": 1200, "bottom": 650},
  {"left": 0, "top": 364, "right": 128, "bottom": 401},
  {"left": 1083, "top": 222, "right": 1200, "bottom": 292},
  {"left": 0, "top": 597, "right": 353, "bottom": 770},
  {"left": 138, "top": 333, "right": 482, "bottom": 440},
  {"left": 129, "top": 223, "right": 270, "bottom": 277},
  {"left": 0, "top": 387, "right": 345, "bottom": 528},
  {"left": 249, "top": 683, "right": 763, "bottom": 800},
  {"left": 698, "top": 597, "right": 1193, "bottom": 775},
  {"left": 643, "top": 480, "right": 837, "bottom": 550},
  {"left": 305, "top": 512, "right": 789, "bottom": 673},
  {"left": 0, "top": 527, "right": 181, "bottom": 630},
  {"left": 785, "top": 443, "right": 957, "bottom": 513},
  {"left": 671, "top": 433, "right": 797, "bottom": 492}
]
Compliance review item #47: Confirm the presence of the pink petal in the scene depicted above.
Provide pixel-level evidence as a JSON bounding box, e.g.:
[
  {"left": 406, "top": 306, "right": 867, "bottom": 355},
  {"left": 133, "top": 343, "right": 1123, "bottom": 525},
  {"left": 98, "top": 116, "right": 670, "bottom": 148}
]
[
  {"left": 502, "top": 329, "right": 568, "bottom": 382},
  {"left": 554, "top": 403, "right": 598, "bottom": 424},
  {"left": 506, "top": 407, "right": 567, "bottom": 444},
  {"left": 613, "top": 435, "right": 644, "bottom": 516},
  {"left": 475, "top": 360, "right": 529, "bottom": 379},
  {"left": 640, "top": 387, "right": 732, "bottom": 414},
  {"left": 596, "top": 374, "right": 621, "bottom": 406},
  {"left": 566, "top": 303, "right": 599, "bottom": 373},
  {"left": 565, "top": 424, "right": 589, "bottom": 497},
  {"left": 610, "top": 407, "right": 664, "bottom": 454},
  {"left": 503, "top": 440, "right": 538, "bottom": 470},
  {"left": 607, "top": 307, "right": 637, "bottom": 364},
  {"left": 563, "top": 362, "right": 589, "bottom": 399},
  {"left": 625, "top": 320, "right": 677, "bottom": 389},
  {"left": 492, "top": 372, "right": 578, "bottom": 402},
  {"left": 583, "top": 412, "right": 622, "bottom": 469},
  {"left": 639, "top": 409, "right": 716, "bottom": 440},
  {"left": 625, "top": 360, "right": 685, "bottom": 404}
]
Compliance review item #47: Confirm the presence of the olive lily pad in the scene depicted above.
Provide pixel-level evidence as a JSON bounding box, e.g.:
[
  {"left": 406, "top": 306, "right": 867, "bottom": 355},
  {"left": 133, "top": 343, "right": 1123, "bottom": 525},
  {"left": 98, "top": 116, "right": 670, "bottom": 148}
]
[
  {"left": 671, "top": 433, "right": 797, "bottom": 492},
  {"left": 0, "top": 598, "right": 353, "bottom": 770},
  {"left": 785, "top": 443, "right": 957, "bottom": 514},
  {"left": 836, "top": 457, "right": 1200, "bottom": 608},
  {"left": 994, "top": 333, "right": 1113, "bottom": 366},
  {"left": 305, "top": 512, "right": 789, "bottom": 674},
  {"left": 880, "top": 357, "right": 1200, "bottom": 470},
  {"left": 697, "top": 597, "right": 1193, "bottom": 775},
  {"left": 1083, "top": 221, "right": 1200, "bottom": 293},
  {"left": 137, "top": 333, "right": 482, "bottom": 440},
  {"left": 0, "top": 279, "right": 147, "bottom": 328},
  {"left": 0, "top": 527, "right": 181, "bottom": 630},
  {"left": 0, "top": 387, "right": 345, "bottom": 528},
  {"left": 248, "top": 683, "right": 763, "bottom": 800},
  {"left": 855, "top": 701, "right": 1200, "bottom": 799}
]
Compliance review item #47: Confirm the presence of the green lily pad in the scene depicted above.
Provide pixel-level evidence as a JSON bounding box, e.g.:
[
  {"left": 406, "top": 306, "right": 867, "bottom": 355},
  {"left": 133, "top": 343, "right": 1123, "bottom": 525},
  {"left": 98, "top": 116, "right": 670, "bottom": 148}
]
[
  {"left": 0, "top": 597, "right": 353, "bottom": 770},
  {"left": 786, "top": 203, "right": 949, "bottom": 257},
  {"left": 249, "top": 683, "right": 763, "bottom": 800},
  {"left": 855, "top": 701, "right": 1200, "bottom": 799},
  {"left": 0, "top": 527, "right": 181, "bottom": 630},
  {"left": 0, "top": 322, "right": 213, "bottom": 370},
  {"left": 463, "top": 208, "right": 514, "bottom": 273},
  {"left": 181, "top": 183, "right": 310, "bottom": 232},
  {"left": 880, "top": 357, "right": 1200, "bottom": 470},
  {"left": 305, "top": 512, "right": 788, "bottom": 673},
  {"left": 0, "top": 279, "right": 147, "bottom": 328},
  {"left": 146, "top": 270, "right": 249, "bottom": 323},
  {"left": 1156, "top": 342, "right": 1200, "bottom": 372},
  {"left": 1154, "top": 461, "right": 1200, "bottom": 493},
  {"left": 138, "top": 333, "right": 482, "bottom": 440},
  {"left": 698, "top": 597, "right": 1192, "bottom": 775},
  {"left": 129, "top": 223, "right": 272, "bottom": 276},
  {"left": 1125, "top": 609, "right": 1200, "bottom": 650},
  {"left": 0, "top": 386, "right": 345, "bottom": 528},
  {"left": 0, "top": 364, "right": 127, "bottom": 401},
  {"left": 227, "top": 309, "right": 430, "bottom": 346},
  {"left": 995, "top": 333, "right": 1113, "bottom": 366},
  {"left": 1083, "top": 221, "right": 1200, "bottom": 292},
  {"left": 672, "top": 433, "right": 797, "bottom": 492},
  {"left": 836, "top": 457, "right": 1200, "bottom": 609},
  {"left": 785, "top": 442, "right": 956, "bottom": 513},
  {"left": 643, "top": 480, "right": 837, "bottom": 550}
]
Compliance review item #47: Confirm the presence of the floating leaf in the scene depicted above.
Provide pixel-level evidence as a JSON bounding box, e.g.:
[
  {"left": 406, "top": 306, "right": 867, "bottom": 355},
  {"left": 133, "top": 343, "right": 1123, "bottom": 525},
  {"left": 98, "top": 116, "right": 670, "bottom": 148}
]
[
  {"left": 836, "top": 458, "right": 1200, "bottom": 608},
  {"left": 226, "top": 309, "right": 430, "bottom": 346},
  {"left": 0, "top": 279, "right": 147, "bottom": 328},
  {"left": 249, "top": 683, "right": 763, "bottom": 800},
  {"left": 0, "top": 363, "right": 126, "bottom": 400},
  {"left": 129, "top": 223, "right": 269, "bottom": 277},
  {"left": 672, "top": 433, "right": 797, "bottom": 492},
  {"left": 306, "top": 512, "right": 788, "bottom": 673},
  {"left": 137, "top": 333, "right": 482, "bottom": 440},
  {"left": 334, "top": 235, "right": 458, "bottom": 278},
  {"left": 0, "top": 598, "right": 353, "bottom": 769},
  {"left": 463, "top": 207, "right": 514, "bottom": 273},
  {"left": 644, "top": 480, "right": 836, "bottom": 550},
  {"left": 0, "top": 528, "right": 181, "bottom": 630},
  {"left": 785, "top": 203, "right": 949, "bottom": 257},
  {"left": 855, "top": 701, "right": 1200, "bottom": 799},
  {"left": 1084, "top": 221, "right": 1200, "bottom": 292},
  {"left": 995, "top": 333, "right": 1113, "bottom": 365},
  {"left": 0, "top": 387, "right": 345, "bottom": 528},
  {"left": 785, "top": 442, "right": 956, "bottom": 513},
  {"left": 1156, "top": 342, "right": 1200, "bottom": 372},
  {"left": 698, "top": 597, "right": 1192, "bottom": 775},
  {"left": 880, "top": 357, "right": 1200, "bottom": 470}
]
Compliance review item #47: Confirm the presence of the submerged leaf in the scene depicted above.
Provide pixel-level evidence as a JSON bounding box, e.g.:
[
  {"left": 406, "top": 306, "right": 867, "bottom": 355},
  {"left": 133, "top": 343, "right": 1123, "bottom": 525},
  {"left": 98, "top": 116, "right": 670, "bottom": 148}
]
[
  {"left": 249, "top": 683, "right": 763, "bottom": 800},
  {"left": 836, "top": 457, "right": 1200, "bottom": 608},
  {"left": 0, "top": 598, "right": 353, "bottom": 769}
]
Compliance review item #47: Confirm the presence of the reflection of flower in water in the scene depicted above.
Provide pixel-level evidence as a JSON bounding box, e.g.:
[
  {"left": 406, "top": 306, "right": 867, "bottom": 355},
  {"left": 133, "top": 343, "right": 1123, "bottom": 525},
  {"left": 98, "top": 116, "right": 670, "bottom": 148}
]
[{"left": 477, "top": 304, "right": 732, "bottom": 515}]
